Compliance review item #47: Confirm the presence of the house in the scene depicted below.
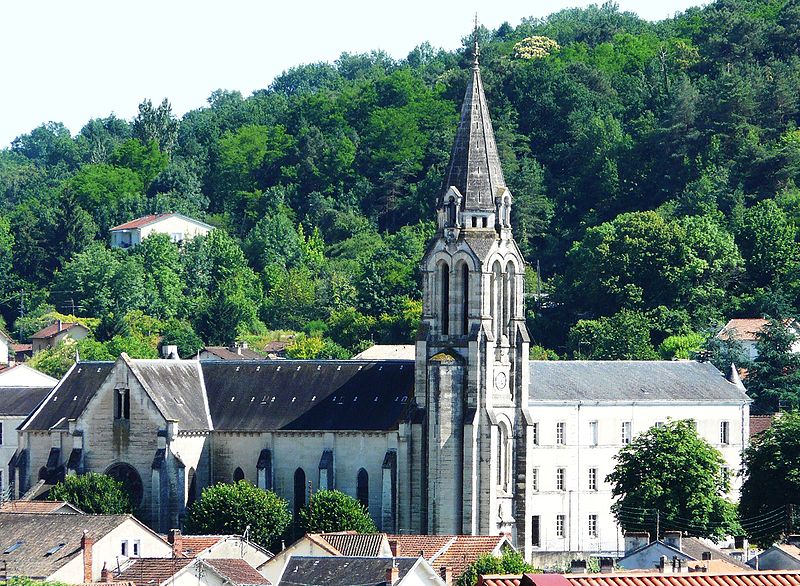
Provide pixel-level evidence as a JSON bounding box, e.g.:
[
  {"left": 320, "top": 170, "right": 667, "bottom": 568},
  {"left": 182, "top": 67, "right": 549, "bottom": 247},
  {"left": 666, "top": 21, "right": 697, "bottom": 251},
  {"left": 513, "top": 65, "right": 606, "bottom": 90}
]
[
  {"left": 389, "top": 534, "right": 516, "bottom": 578},
  {"left": 747, "top": 539, "right": 800, "bottom": 570},
  {"left": 260, "top": 532, "right": 391, "bottom": 584},
  {"left": 12, "top": 344, "right": 33, "bottom": 363},
  {"left": 617, "top": 532, "right": 748, "bottom": 572},
  {"left": 0, "top": 512, "right": 172, "bottom": 582},
  {"left": 110, "top": 213, "right": 213, "bottom": 249},
  {"left": 166, "top": 529, "right": 272, "bottom": 568},
  {"left": 30, "top": 321, "right": 90, "bottom": 353},
  {"left": 0, "top": 500, "right": 82, "bottom": 514},
  {"left": 480, "top": 573, "right": 800, "bottom": 586},
  {"left": 276, "top": 556, "right": 446, "bottom": 586},
  {"left": 716, "top": 318, "right": 800, "bottom": 360},
  {"left": 0, "top": 364, "right": 58, "bottom": 388},
  {"left": 750, "top": 414, "right": 775, "bottom": 438},
  {"left": 115, "top": 557, "right": 270, "bottom": 586},
  {"left": 0, "top": 385, "right": 53, "bottom": 496},
  {"left": 196, "top": 343, "right": 262, "bottom": 361},
  {"left": 354, "top": 345, "right": 416, "bottom": 360},
  {"left": 0, "top": 328, "right": 11, "bottom": 366}
]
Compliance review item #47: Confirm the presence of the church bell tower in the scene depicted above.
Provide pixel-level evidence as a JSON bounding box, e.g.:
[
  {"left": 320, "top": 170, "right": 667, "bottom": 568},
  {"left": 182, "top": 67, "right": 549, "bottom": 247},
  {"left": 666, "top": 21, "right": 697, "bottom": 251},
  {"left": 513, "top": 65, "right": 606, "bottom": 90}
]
[{"left": 415, "top": 29, "right": 531, "bottom": 542}]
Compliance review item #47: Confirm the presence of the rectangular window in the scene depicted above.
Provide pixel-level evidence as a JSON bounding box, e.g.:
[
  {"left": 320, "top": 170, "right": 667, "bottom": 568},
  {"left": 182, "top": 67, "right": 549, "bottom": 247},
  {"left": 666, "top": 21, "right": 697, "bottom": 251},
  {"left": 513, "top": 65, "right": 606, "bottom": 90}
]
[
  {"left": 531, "top": 468, "right": 539, "bottom": 492},
  {"left": 621, "top": 421, "right": 632, "bottom": 445},
  {"left": 556, "top": 467, "right": 566, "bottom": 491},
  {"left": 132, "top": 540, "right": 140, "bottom": 557},
  {"left": 556, "top": 515, "right": 565, "bottom": 538},
  {"left": 588, "top": 514, "right": 598, "bottom": 538},
  {"left": 121, "top": 540, "right": 128, "bottom": 557},
  {"left": 170, "top": 232, "right": 182, "bottom": 243},
  {"left": 588, "top": 421, "right": 598, "bottom": 446},
  {"left": 531, "top": 516, "right": 541, "bottom": 547},
  {"left": 588, "top": 467, "right": 598, "bottom": 491},
  {"left": 556, "top": 422, "right": 566, "bottom": 445},
  {"left": 0, "top": 421, "right": 3, "bottom": 445},
  {"left": 720, "top": 421, "right": 730, "bottom": 445},
  {"left": 532, "top": 422, "right": 539, "bottom": 446},
  {"left": 114, "top": 388, "right": 130, "bottom": 420},
  {"left": 722, "top": 465, "right": 730, "bottom": 480},
  {"left": 655, "top": 421, "right": 665, "bottom": 428}
]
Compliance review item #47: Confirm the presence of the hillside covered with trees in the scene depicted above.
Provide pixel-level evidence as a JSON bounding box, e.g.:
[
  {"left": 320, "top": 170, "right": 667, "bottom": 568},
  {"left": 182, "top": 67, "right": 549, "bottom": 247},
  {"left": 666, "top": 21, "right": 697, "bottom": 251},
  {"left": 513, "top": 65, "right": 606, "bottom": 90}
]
[{"left": 2, "top": 0, "right": 800, "bottom": 409}]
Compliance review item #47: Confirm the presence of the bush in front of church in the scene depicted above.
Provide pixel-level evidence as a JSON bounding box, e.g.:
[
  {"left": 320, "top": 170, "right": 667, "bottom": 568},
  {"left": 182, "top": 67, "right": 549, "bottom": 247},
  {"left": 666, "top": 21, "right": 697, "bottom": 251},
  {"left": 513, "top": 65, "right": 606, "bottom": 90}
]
[
  {"left": 184, "top": 480, "right": 291, "bottom": 549},
  {"left": 49, "top": 472, "right": 132, "bottom": 514},
  {"left": 298, "top": 489, "right": 377, "bottom": 534}
]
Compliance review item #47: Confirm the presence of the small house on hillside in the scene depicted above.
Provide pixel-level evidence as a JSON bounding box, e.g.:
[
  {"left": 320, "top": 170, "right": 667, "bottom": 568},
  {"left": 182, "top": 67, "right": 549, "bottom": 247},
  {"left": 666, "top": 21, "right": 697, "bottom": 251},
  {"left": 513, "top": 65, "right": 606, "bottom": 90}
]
[
  {"left": 30, "top": 321, "right": 90, "bottom": 353},
  {"left": 716, "top": 318, "right": 800, "bottom": 360},
  {"left": 0, "top": 329, "right": 11, "bottom": 366},
  {"left": 110, "top": 213, "right": 213, "bottom": 249}
]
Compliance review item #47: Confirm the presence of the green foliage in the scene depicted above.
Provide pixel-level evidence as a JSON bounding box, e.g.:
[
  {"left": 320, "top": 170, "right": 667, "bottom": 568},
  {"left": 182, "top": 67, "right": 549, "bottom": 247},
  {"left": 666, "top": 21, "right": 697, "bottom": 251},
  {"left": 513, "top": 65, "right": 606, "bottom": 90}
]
[
  {"left": 568, "top": 310, "right": 657, "bottom": 359},
  {"left": 456, "top": 550, "right": 538, "bottom": 586},
  {"left": 298, "top": 489, "right": 377, "bottom": 534},
  {"left": 657, "top": 332, "right": 705, "bottom": 359},
  {"left": 49, "top": 472, "right": 132, "bottom": 514},
  {"left": 746, "top": 318, "right": 800, "bottom": 413},
  {"left": 607, "top": 420, "right": 740, "bottom": 541},
  {"left": 740, "top": 411, "right": 800, "bottom": 546},
  {"left": 185, "top": 481, "right": 291, "bottom": 550}
]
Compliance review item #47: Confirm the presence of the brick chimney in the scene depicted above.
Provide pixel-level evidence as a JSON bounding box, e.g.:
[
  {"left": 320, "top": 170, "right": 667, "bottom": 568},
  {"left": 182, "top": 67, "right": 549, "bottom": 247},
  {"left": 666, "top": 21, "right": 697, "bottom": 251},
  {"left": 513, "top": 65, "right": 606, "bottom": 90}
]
[
  {"left": 663, "top": 531, "right": 683, "bottom": 551},
  {"left": 168, "top": 528, "right": 183, "bottom": 557},
  {"left": 624, "top": 532, "right": 650, "bottom": 554},
  {"left": 100, "top": 562, "right": 111, "bottom": 583},
  {"left": 386, "top": 563, "right": 399, "bottom": 585},
  {"left": 388, "top": 539, "right": 398, "bottom": 557},
  {"left": 81, "top": 530, "right": 93, "bottom": 582},
  {"left": 439, "top": 566, "right": 453, "bottom": 585}
]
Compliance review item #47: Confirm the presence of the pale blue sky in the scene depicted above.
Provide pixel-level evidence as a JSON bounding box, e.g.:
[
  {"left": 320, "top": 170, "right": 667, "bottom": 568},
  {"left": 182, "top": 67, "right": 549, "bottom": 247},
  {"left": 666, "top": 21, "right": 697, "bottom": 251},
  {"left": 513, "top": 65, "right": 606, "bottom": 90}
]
[{"left": 0, "top": 0, "right": 704, "bottom": 148}]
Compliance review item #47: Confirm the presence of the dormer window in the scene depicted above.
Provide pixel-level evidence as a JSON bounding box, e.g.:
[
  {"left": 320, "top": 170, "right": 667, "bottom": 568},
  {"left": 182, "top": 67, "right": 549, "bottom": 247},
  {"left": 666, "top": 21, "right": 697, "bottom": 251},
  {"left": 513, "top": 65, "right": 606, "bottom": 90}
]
[{"left": 115, "top": 388, "right": 130, "bottom": 420}]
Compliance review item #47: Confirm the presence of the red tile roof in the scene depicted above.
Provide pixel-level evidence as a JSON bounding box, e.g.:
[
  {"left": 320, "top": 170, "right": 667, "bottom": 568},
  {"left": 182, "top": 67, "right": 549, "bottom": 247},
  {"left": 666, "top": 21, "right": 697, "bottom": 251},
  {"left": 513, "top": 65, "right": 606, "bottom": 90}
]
[
  {"left": 177, "top": 536, "right": 223, "bottom": 557},
  {"left": 31, "top": 322, "right": 85, "bottom": 339},
  {"left": 568, "top": 571, "right": 800, "bottom": 586},
  {"left": 479, "top": 575, "right": 523, "bottom": 586},
  {"left": 389, "top": 534, "right": 455, "bottom": 560},
  {"left": 116, "top": 557, "right": 193, "bottom": 584},
  {"left": 717, "top": 319, "right": 771, "bottom": 341},
  {"left": 12, "top": 343, "right": 32, "bottom": 352},
  {"left": 750, "top": 415, "right": 775, "bottom": 438},
  {"left": 111, "top": 213, "right": 174, "bottom": 231},
  {"left": 205, "top": 559, "right": 271, "bottom": 585},
  {"left": 388, "top": 534, "right": 509, "bottom": 578},
  {"left": 0, "top": 500, "right": 81, "bottom": 514},
  {"left": 315, "top": 532, "right": 387, "bottom": 557}
]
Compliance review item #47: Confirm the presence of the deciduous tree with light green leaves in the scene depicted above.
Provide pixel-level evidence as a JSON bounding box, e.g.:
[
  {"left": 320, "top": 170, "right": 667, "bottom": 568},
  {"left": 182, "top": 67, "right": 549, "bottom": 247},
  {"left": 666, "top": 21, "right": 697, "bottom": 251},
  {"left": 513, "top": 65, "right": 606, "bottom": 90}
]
[
  {"left": 606, "top": 420, "right": 740, "bottom": 541},
  {"left": 49, "top": 472, "right": 132, "bottom": 514},
  {"left": 298, "top": 489, "right": 377, "bottom": 534}
]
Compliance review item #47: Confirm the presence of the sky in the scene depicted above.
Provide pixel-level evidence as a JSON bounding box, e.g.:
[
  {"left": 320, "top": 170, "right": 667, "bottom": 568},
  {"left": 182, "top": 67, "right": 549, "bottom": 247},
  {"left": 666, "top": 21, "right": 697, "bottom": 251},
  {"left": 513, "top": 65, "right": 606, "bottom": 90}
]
[{"left": 0, "top": 0, "right": 704, "bottom": 148}]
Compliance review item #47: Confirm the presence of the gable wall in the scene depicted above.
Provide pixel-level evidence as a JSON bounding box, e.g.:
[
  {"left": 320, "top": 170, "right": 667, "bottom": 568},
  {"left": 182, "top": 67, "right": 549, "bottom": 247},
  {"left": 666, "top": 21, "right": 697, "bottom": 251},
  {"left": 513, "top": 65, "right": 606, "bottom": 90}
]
[{"left": 140, "top": 217, "right": 211, "bottom": 242}]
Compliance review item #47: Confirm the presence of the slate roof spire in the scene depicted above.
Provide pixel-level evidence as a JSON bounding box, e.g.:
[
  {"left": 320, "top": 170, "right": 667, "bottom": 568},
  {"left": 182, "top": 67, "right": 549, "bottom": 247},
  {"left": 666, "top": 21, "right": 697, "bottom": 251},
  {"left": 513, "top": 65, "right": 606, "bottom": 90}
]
[{"left": 440, "top": 19, "right": 507, "bottom": 214}]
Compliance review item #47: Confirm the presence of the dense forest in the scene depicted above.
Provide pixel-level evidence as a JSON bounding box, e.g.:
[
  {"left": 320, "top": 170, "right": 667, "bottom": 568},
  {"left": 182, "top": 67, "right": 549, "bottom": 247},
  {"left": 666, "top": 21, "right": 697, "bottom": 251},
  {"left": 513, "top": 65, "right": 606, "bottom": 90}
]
[{"left": 2, "top": 0, "right": 800, "bottom": 409}]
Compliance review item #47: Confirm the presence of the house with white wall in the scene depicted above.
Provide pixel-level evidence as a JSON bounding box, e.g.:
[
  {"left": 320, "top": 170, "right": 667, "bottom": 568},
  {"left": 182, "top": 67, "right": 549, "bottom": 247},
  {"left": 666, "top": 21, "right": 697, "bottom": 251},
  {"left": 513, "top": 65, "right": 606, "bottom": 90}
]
[
  {"left": 0, "top": 329, "right": 11, "bottom": 367},
  {"left": 716, "top": 318, "right": 800, "bottom": 360},
  {"left": 30, "top": 321, "right": 90, "bottom": 353},
  {"left": 110, "top": 213, "right": 213, "bottom": 249}
]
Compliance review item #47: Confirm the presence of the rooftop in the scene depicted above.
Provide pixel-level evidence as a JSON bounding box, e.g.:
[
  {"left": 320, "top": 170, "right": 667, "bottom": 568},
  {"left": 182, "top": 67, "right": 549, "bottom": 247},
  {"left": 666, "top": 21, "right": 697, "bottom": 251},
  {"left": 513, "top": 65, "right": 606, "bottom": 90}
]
[
  {"left": 388, "top": 534, "right": 510, "bottom": 577},
  {"left": 353, "top": 345, "right": 415, "bottom": 360},
  {"left": 278, "top": 556, "right": 418, "bottom": 586},
  {"left": 31, "top": 322, "right": 86, "bottom": 340},
  {"left": 0, "top": 501, "right": 82, "bottom": 514}
]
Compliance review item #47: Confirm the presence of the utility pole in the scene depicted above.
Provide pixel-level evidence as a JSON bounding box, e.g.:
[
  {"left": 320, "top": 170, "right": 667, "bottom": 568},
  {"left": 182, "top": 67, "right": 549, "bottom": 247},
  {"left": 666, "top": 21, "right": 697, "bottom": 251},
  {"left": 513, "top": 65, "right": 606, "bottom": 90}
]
[{"left": 17, "top": 288, "right": 25, "bottom": 341}]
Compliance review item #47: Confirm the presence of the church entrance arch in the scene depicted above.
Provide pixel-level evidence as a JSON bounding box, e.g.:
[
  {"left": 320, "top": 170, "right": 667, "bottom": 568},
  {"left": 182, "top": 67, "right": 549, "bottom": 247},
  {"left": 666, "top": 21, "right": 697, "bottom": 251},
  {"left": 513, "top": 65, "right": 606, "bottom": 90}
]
[{"left": 105, "top": 462, "right": 144, "bottom": 507}]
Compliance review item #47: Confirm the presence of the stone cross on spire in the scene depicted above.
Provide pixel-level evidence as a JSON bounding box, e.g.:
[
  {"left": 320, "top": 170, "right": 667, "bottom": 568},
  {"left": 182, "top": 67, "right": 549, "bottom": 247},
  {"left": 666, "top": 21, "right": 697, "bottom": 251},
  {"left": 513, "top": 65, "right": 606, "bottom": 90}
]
[{"left": 473, "top": 13, "right": 480, "bottom": 67}]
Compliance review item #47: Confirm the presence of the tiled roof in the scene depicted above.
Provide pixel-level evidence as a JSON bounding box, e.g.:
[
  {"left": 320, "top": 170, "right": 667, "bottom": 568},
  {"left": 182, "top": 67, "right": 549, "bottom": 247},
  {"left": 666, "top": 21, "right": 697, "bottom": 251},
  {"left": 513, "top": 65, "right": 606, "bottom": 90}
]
[
  {"left": 317, "top": 533, "right": 387, "bottom": 557},
  {"left": 116, "top": 557, "right": 192, "bottom": 583},
  {"left": 177, "top": 536, "right": 222, "bottom": 557},
  {"left": 353, "top": 345, "right": 415, "bottom": 360},
  {"left": 680, "top": 537, "right": 750, "bottom": 570},
  {"left": 202, "top": 346, "right": 263, "bottom": 360},
  {"left": 205, "top": 559, "right": 271, "bottom": 585},
  {"left": 479, "top": 576, "right": 522, "bottom": 586},
  {"left": 0, "top": 501, "right": 81, "bottom": 514},
  {"left": 750, "top": 415, "right": 775, "bottom": 437},
  {"left": 717, "top": 318, "right": 770, "bottom": 341},
  {"left": 388, "top": 534, "right": 508, "bottom": 577},
  {"left": 0, "top": 386, "right": 52, "bottom": 416},
  {"left": 31, "top": 322, "right": 85, "bottom": 339},
  {"left": 12, "top": 344, "right": 32, "bottom": 352},
  {"left": 569, "top": 572, "right": 800, "bottom": 586},
  {"left": 110, "top": 214, "right": 174, "bottom": 231},
  {"left": 389, "top": 535, "right": 455, "bottom": 560},
  {"left": 278, "top": 556, "right": 417, "bottom": 586}
]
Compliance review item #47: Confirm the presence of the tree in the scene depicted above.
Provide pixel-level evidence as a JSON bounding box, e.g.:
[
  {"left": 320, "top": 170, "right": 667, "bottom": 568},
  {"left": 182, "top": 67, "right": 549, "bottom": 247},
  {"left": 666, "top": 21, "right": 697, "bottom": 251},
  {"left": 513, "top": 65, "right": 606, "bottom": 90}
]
[
  {"left": 160, "top": 319, "right": 204, "bottom": 358},
  {"left": 184, "top": 481, "right": 291, "bottom": 550},
  {"left": 736, "top": 200, "right": 799, "bottom": 290},
  {"left": 606, "top": 420, "right": 739, "bottom": 541},
  {"left": 739, "top": 411, "right": 800, "bottom": 547},
  {"left": 132, "top": 98, "right": 179, "bottom": 154},
  {"left": 49, "top": 472, "right": 132, "bottom": 514},
  {"left": 568, "top": 310, "right": 657, "bottom": 359},
  {"left": 298, "top": 489, "right": 377, "bottom": 534},
  {"left": 745, "top": 318, "right": 800, "bottom": 413},
  {"left": 456, "top": 550, "right": 538, "bottom": 586}
]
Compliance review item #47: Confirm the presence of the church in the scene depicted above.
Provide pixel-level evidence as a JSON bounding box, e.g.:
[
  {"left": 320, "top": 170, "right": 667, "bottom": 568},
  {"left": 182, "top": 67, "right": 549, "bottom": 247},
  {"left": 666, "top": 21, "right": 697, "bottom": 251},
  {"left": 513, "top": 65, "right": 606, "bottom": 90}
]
[{"left": 11, "top": 42, "right": 750, "bottom": 563}]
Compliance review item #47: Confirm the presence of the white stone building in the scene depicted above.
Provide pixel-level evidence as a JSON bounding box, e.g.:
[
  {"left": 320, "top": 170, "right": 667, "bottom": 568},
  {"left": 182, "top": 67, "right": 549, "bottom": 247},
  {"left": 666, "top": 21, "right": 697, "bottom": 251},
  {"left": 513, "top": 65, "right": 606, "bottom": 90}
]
[
  {"left": 11, "top": 40, "right": 749, "bottom": 565},
  {"left": 716, "top": 317, "right": 800, "bottom": 360},
  {"left": 110, "top": 213, "right": 213, "bottom": 249}
]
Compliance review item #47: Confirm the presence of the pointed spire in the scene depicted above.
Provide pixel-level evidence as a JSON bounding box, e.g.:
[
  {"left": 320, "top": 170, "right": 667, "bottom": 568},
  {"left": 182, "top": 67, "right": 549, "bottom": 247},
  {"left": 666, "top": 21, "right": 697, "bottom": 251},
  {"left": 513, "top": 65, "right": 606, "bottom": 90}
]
[
  {"left": 440, "top": 21, "right": 506, "bottom": 215},
  {"left": 473, "top": 14, "right": 480, "bottom": 68},
  {"left": 727, "top": 363, "right": 746, "bottom": 391}
]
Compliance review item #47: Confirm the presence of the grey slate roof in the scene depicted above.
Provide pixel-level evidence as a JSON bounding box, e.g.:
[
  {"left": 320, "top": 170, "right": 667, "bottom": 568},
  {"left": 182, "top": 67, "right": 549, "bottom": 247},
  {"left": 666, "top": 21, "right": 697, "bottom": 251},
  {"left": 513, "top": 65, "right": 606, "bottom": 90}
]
[
  {"left": 529, "top": 361, "right": 750, "bottom": 403},
  {"left": 202, "top": 360, "right": 414, "bottom": 431},
  {"left": 126, "top": 359, "right": 210, "bottom": 430},
  {"left": 0, "top": 512, "right": 129, "bottom": 578},
  {"left": 23, "top": 362, "right": 113, "bottom": 430},
  {"left": 278, "top": 556, "right": 417, "bottom": 586},
  {"left": 0, "top": 387, "right": 52, "bottom": 416},
  {"left": 440, "top": 56, "right": 506, "bottom": 212}
]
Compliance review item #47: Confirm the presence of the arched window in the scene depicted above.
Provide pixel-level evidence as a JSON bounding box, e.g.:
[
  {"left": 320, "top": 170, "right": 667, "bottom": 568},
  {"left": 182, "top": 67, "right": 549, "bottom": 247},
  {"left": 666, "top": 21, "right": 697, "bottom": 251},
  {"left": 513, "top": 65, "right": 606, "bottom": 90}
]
[
  {"left": 293, "top": 468, "right": 306, "bottom": 516},
  {"left": 446, "top": 196, "right": 457, "bottom": 226},
  {"left": 357, "top": 468, "right": 369, "bottom": 508},
  {"left": 233, "top": 467, "right": 245, "bottom": 482},
  {"left": 491, "top": 261, "right": 502, "bottom": 340},
  {"left": 461, "top": 263, "right": 470, "bottom": 335},
  {"left": 440, "top": 262, "right": 450, "bottom": 335},
  {"left": 187, "top": 468, "right": 197, "bottom": 506},
  {"left": 106, "top": 462, "right": 144, "bottom": 507},
  {"left": 508, "top": 264, "right": 516, "bottom": 324},
  {"left": 497, "top": 423, "right": 512, "bottom": 491}
]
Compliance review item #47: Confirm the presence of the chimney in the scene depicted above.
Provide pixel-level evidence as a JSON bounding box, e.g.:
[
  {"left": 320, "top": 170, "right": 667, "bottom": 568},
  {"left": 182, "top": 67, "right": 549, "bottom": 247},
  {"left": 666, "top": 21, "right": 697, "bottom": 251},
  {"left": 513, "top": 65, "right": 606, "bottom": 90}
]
[
  {"left": 168, "top": 528, "right": 183, "bottom": 557},
  {"left": 161, "top": 345, "right": 179, "bottom": 360},
  {"left": 439, "top": 566, "right": 453, "bottom": 585},
  {"left": 81, "top": 530, "right": 93, "bottom": 582},
  {"left": 388, "top": 539, "right": 399, "bottom": 558},
  {"left": 600, "top": 557, "right": 614, "bottom": 574},
  {"left": 663, "top": 531, "right": 682, "bottom": 551},
  {"left": 569, "top": 560, "right": 587, "bottom": 574},
  {"left": 787, "top": 535, "right": 800, "bottom": 547},
  {"left": 658, "top": 556, "right": 670, "bottom": 574},
  {"left": 386, "top": 563, "right": 400, "bottom": 585},
  {"left": 57, "top": 320, "right": 63, "bottom": 332},
  {"left": 624, "top": 532, "right": 650, "bottom": 554},
  {"left": 701, "top": 552, "right": 712, "bottom": 561},
  {"left": 100, "top": 562, "right": 111, "bottom": 583}
]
